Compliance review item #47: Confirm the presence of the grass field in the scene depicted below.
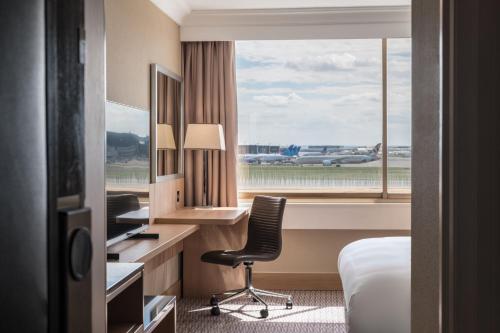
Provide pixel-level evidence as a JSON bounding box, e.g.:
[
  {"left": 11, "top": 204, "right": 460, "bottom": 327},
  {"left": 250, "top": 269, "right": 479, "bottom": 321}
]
[
  {"left": 106, "top": 163, "right": 149, "bottom": 190},
  {"left": 105, "top": 160, "right": 411, "bottom": 192},
  {"left": 238, "top": 164, "right": 411, "bottom": 191}
]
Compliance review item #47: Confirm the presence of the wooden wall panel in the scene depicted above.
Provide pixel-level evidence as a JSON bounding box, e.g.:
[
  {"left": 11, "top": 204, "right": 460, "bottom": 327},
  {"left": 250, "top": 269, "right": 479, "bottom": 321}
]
[
  {"left": 149, "top": 178, "right": 184, "bottom": 223},
  {"left": 143, "top": 242, "right": 183, "bottom": 295},
  {"left": 145, "top": 178, "right": 184, "bottom": 296},
  {"left": 183, "top": 218, "right": 249, "bottom": 297}
]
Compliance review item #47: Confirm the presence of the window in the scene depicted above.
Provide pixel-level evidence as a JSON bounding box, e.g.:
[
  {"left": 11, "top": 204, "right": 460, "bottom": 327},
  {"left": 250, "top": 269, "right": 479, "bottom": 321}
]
[
  {"left": 235, "top": 39, "right": 411, "bottom": 198},
  {"left": 387, "top": 38, "right": 411, "bottom": 194}
]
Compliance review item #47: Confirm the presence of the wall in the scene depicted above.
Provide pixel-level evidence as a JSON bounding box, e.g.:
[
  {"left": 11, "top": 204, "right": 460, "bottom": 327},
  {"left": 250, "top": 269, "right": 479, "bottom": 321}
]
[
  {"left": 412, "top": 0, "right": 441, "bottom": 330},
  {"left": 281, "top": 202, "right": 410, "bottom": 230},
  {"left": 105, "top": 0, "right": 181, "bottom": 110},
  {"left": 85, "top": 0, "right": 106, "bottom": 331}
]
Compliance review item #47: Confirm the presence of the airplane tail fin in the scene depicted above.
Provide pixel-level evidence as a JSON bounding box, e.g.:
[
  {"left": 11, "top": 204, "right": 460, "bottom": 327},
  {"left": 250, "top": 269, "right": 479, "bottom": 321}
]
[
  {"left": 371, "top": 143, "right": 382, "bottom": 155},
  {"left": 281, "top": 145, "right": 301, "bottom": 157}
]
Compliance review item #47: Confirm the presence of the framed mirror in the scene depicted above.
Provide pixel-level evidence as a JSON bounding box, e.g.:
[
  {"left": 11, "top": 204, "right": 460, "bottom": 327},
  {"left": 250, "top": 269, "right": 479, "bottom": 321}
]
[
  {"left": 150, "top": 64, "right": 183, "bottom": 183},
  {"left": 105, "top": 100, "right": 150, "bottom": 246}
]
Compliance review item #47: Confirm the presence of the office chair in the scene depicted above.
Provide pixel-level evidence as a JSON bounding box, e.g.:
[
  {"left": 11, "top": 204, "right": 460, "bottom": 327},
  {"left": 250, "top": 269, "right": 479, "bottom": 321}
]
[
  {"left": 201, "top": 195, "right": 291, "bottom": 318},
  {"left": 106, "top": 194, "right": 141, "bottom": 237}
]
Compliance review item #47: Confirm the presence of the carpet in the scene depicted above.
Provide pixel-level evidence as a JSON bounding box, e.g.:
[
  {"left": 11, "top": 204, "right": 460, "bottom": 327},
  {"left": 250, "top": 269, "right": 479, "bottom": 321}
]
[{"left": 177, "top": 290, "right": 347, "bottom": 333}]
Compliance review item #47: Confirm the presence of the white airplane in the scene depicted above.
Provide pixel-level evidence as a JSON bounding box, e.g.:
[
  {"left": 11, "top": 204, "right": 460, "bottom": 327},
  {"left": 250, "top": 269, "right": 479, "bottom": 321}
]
[
  {"left": 294, "top": 143, "right": 381, "bottom": 166},
  {"left": 239, "top": 145, "right": 300, "bottom": 164}
]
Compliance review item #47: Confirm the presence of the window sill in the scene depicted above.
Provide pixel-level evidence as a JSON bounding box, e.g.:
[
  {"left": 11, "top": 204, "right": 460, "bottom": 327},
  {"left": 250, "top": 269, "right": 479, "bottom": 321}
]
[{"left": 238, "top": 190, "right": 411, "bottom": 203}]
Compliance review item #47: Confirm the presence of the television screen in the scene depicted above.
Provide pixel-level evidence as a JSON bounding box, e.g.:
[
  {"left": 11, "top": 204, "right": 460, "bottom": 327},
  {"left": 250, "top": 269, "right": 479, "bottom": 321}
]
[{"left": 105, "top": 101, "right": 150, "bottom": 245}]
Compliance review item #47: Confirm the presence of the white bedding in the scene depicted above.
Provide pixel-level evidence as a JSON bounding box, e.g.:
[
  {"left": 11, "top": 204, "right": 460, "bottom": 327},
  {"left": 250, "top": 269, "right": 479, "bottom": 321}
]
[{"left": 338, "top": 237, "right": 411, "bottom": 333}]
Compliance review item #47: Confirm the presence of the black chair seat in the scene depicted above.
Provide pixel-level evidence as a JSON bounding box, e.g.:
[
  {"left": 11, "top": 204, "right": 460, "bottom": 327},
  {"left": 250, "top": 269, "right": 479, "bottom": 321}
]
[{"left": 201, "top": 250, "right": 275, "bottom": 267}]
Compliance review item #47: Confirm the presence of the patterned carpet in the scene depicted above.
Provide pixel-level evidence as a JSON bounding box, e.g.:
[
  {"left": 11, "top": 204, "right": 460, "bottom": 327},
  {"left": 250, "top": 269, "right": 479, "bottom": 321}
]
[{"left": 177, "top": 290, "right": 347, "bottom": 333}]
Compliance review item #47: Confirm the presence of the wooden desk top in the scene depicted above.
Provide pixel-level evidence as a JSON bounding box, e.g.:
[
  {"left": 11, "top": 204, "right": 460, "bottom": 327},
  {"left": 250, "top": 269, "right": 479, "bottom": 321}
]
[
  {"left": 155, "top": 207, "right": 249, "bottom": 226},
  {"left": 107, "top": 224, "right": 199, "bottom": 263}
]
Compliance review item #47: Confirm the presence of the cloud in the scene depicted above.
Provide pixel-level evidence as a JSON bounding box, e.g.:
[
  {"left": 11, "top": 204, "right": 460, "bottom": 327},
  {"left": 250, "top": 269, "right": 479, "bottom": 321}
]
[
  {"left": 332, "top": 92, "right": 381, "bottom": 105},
  {"left": 252, "top": 92, "right": 304, "bottom": 107},
  {"left": 285, "top": 53, "right": 360, "bottom": 71},
  {"left": 235, "top": 39, "right": 411, "bottom": 146}
]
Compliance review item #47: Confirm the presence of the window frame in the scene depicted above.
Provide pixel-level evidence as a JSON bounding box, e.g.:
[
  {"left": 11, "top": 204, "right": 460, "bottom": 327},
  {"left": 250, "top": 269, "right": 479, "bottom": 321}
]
[{"left": 236, "top": 38, "right": 411, "bottom": 201}]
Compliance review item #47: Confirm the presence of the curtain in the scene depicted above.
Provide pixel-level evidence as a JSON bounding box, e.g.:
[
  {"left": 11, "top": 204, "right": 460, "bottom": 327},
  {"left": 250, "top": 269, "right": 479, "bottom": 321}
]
[
  {"left": 182, "top": 41, "right": 238, "bottom": 207},
  {"left": 157, "top": 72, "right": 180, "bottom": 176}
]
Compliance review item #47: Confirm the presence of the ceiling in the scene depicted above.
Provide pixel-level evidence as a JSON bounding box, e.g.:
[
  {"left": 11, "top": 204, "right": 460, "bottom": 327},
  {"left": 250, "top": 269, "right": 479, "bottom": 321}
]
[
  {"left": 151, "top": 0, "right": 410, "bottom": 26},
  {"left": 185, "top": 0, "right": 410, "bottom": 11}
]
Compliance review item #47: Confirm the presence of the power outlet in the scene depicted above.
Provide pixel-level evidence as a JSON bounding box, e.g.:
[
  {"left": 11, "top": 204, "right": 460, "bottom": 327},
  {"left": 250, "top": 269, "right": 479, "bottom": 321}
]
[{"left": 176, "top": 190, "right": 180, "bottom": 203}]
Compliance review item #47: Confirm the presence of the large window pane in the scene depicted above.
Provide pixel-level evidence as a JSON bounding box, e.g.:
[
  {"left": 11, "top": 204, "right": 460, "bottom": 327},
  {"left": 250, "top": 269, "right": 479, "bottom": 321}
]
[
  {"left": 387, "top": 38, "right": 411, "bottom": 193},
  {"left": 236, "top": 40, "right": 383, "bottom": 193}
]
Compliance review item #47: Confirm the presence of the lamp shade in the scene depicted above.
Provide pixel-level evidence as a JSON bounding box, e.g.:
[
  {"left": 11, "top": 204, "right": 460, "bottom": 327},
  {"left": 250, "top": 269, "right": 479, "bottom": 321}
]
[
  {"left": 157, "top": 124, "right": 176, "bottom": 150},
  {"left": 184, "top": 124, "right": 226, "bottom": 151}
]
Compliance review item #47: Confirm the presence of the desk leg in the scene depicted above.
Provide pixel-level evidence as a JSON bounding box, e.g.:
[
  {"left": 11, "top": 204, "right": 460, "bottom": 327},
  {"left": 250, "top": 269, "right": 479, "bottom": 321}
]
[{"left": 183, "top": 220, "right": 248, "bottom": 297}]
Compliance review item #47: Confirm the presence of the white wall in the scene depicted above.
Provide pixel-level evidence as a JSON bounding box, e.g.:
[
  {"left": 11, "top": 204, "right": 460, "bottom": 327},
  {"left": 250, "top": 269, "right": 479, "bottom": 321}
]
[{"left": 240, "top": 202, "right": 411, "bottom": 230}]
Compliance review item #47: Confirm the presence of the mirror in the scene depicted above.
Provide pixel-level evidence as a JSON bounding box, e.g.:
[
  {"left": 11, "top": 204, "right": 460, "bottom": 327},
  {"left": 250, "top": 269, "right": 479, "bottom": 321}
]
[
  {"left": 105, "top": 101, "right": 150, "bottom": 246},
  {"left": 150, "top": 64, "right": 183, "bottom": 182}
]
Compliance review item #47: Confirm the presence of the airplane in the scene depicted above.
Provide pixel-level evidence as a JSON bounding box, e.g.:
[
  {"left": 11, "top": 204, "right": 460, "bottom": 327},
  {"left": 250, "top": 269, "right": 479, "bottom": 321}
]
[
  {"left": 239, "top": 145, "right": 301, "bottom": 164},
  {"left": 300, "top": 146, "right": 328, "bottom": 156},
  {"left": 294, "top": 143, "right": 381, "bottom": 166}
]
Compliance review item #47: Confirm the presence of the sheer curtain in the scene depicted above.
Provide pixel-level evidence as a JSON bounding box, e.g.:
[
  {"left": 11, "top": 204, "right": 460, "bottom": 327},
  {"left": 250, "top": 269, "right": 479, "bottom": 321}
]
[{"left": 182, "top": 41, "right": 238, "bottom": 207}]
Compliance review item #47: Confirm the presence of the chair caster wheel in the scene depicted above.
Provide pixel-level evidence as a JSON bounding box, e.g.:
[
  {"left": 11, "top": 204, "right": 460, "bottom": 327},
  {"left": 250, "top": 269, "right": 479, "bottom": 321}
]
[
  {"left": 211, "top": 306, "right": 221, "bottom": 316},
  {"left": 210, "top": 296, "right": 219, "bottom": 306},
  {"left": 260, "top": 309, "right": 269, "bottom": 318},
  {"left": 286, "top": 300, "right": 293, "bottom": 309}
]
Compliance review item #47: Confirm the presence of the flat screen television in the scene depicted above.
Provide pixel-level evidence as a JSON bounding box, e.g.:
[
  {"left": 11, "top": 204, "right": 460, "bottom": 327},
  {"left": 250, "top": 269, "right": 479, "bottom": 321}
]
[{"left": 105, "top": 101, "right": 150, "bottom": 246}]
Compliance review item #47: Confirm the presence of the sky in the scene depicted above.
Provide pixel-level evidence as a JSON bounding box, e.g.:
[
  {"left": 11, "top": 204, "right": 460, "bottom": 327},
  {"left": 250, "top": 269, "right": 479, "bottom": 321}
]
[
  {"left": 106, "top": 101, "right": 149, "bottom": 137},
  {"left": 235, "top": 39, "right": 411, "bottom": 147}
]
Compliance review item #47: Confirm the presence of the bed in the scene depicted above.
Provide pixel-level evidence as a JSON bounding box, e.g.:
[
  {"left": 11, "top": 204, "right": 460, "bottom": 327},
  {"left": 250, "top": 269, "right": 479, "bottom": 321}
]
[{"left": 338, "top": 237, "right": 411, "bottom": 333}]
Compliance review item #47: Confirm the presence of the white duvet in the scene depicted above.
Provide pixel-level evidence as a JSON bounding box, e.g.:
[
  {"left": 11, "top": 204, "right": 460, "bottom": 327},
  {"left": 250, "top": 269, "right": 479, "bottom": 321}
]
[{"left": 338, "top": 237, "right": 411, "bottom": 333}]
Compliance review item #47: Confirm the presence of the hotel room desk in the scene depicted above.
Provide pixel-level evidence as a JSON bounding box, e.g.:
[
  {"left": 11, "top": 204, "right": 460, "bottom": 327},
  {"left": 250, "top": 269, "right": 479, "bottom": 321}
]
[
  {"left": 108, "top": 224, "right": 199, "bottom": 296},
  {"left": 156, "top": 207, "right": 249, "bottom": 297}
]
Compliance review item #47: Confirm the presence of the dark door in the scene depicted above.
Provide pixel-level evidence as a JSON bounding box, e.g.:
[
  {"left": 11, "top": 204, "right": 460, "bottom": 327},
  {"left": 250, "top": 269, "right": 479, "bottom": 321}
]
[
  {"left": 442, "top": 0, "right": 500, "bottom": 331},
  {"left": 0, "top": 1, "right": 50, "bottom": 331},
  {"left": 0, "top": 0, "right": 91, "bottom": 332}
]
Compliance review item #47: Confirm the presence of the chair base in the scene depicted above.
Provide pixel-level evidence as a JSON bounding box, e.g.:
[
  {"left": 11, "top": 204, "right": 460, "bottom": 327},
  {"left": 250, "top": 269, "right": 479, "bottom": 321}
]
[{"left": 209, "top": 262, "right": 292, "bottom": 318}]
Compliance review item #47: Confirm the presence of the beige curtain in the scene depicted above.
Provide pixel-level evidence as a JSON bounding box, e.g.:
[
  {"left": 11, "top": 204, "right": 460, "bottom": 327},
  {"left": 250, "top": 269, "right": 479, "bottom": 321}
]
[
  {"left": 182, "top": 41, "right": 238, "bottom": 207},
  {"left": 157, "top": 73, "right": 180, "bottom": 176}
]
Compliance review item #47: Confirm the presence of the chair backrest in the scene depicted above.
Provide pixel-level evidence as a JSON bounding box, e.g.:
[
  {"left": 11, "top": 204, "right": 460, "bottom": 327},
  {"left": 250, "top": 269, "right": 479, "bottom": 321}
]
[
  {"left": 244, "top": 195, "right": 287, "bottom": 260},
  {"left": 106, "top": 194, "right": 140, "bottom": 224}
]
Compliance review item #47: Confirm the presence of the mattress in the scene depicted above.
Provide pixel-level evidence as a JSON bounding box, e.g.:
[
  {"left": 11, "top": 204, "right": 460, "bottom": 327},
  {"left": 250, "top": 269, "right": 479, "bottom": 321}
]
[{"left": 338, "top": 237, "right": 411, "bottom": 333}]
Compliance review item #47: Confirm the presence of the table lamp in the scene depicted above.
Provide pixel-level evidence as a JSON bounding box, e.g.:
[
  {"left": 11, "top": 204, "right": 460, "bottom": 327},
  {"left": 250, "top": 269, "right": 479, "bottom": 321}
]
[
  {"left": 183, "top": 124, "right": 226, "bottom": 207},
  {"left": 157, "top": 124, "right": 177, "bottom": 150}
]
